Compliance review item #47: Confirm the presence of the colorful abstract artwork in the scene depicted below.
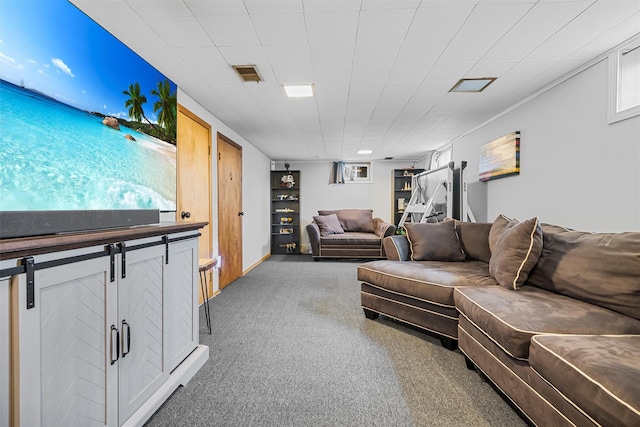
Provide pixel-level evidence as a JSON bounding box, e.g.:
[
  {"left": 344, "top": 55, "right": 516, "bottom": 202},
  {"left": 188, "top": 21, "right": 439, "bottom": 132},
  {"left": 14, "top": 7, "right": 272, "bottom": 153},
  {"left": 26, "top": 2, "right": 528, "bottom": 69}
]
[{"left": 479, "top": 131, "right": 520, "bottom": 182}]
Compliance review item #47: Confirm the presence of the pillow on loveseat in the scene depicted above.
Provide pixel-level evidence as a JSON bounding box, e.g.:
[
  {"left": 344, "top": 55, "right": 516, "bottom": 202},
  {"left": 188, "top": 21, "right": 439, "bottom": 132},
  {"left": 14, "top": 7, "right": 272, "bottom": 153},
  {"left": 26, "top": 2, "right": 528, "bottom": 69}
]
[
  {"left": 489, "top": 214, "right": 543, "bottom": 290},
  {"left": 313, "top": 214, "right": 344, "bottom": 236},
  {"left": 318, "top": 209, "right": 375, "bottom": 233},
  {"left": 404, "top": 221, "right": 466, "bottom": 262}
]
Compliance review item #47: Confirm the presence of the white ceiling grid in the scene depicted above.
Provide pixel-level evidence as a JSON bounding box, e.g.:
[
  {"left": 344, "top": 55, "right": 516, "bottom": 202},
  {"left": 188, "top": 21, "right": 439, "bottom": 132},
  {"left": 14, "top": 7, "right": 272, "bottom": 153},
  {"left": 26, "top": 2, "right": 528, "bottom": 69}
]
[{"left": 70, "top": 0, "right": 640, "bottom": 161}]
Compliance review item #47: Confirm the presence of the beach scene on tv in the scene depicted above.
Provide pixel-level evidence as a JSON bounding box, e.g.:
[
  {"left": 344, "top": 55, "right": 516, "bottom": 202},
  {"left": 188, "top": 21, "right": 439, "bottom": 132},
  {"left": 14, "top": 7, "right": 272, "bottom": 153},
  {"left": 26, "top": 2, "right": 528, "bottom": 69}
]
[{"left": 0, "top": 0, "right": 177, "bottom": 211}]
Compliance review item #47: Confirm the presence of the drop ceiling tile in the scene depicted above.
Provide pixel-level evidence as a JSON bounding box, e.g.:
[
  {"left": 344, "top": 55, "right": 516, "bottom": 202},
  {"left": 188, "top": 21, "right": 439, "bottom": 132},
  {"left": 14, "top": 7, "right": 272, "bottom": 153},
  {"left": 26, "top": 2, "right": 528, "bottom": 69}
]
[
  {"left": 175, "top": 46, "right": 239, "bottom": 85},
  {"left": 426, "top": 61, "right": 475, "bottom": 81},
  {"left": 145, "top": 16, "right": 213, "bottom": 47},
  {"left": 467, "top": 60, "right": 517, "bottom": 77},
  {"left": 482, "top": 35, "right": 547, "bottom": 61},
  {"left": 251, "top": 13, "right": 308, "bottom": 45},
  {"left": 510, "top": 1, "right": 592, "bottom": 37},
  {"left": 127, "top": 0, "right": 192, "bottom": 18},
  {"left": 502, "top": 59, "right": 557, "bottom": 78},
  {"left": 405, "top": 5, "right": 475, "bottom": 41},
  {"left": 198, "top": 15, "right": 261, "bottom": 46},
  {"left": 96, "top": 17, "right": 167, "bottom": 50},
  {"left": 302, "top": 0, "right": 361, "bottom": 13},
  {"left": 136, "top": 46, "right": 203, "bottom": 88},
  {"left": 305, "top": 11, "right": 358, "bottom": 44},
  {"left": 525, "top": 31, "right": 588, "bottom": 60},
  {"left": 313, "top": 66, "right": 352, "bottom": 86},
  {"left": 439, "top": 37, "right": 498, "bottom": 62},
  {"left": 456, "top": 3, "right": 532, "bottom": 38},
  {"left": 415, "top": 80, "right": 456, "bottom": 96},
  {"left": 387, "top": 63, "right": 433, "bottom": 82},
  {"left": 244, "top": 0, "right": 303, "bottom": 14},
  {"left": 316, "top": 83, "right": 349, "bottom": 105},
  {"left": 71, "top": 0, "right": 137, "bottom": 19},
  {"left": 361, "top": 0, "right": 421, "bottom": 10},
  {"left": 184, "top": 0, "right": 248, "bottom": 16},
  {"left": 356, "top": 9, "right": 416, "bottom": 43},
  {"left": 561, "top": 0, "right": 640, "bottom": 36},
  {"left": 380, "top": 81, "right": 421, "bottom": 99},
  {"left": 264, "top": 45, "right": 313, "bottom": 83},
  {"left": 395, "top": 39, "right": 450, "bottom": 64},
  {"left": 218, "top": 46, "right": 270, "bottom": 67},
  {"left": 309, "top": 43, "right": 356, "bottom": 67},
  {"left": 354, "top": 42, "right": 402, "bottom": 66},
  {"left": 348, "top": 83, "right": 386, "bottom": 98},
  {"left": 351, "top": 65, "right": 393, "bottom": 83}
]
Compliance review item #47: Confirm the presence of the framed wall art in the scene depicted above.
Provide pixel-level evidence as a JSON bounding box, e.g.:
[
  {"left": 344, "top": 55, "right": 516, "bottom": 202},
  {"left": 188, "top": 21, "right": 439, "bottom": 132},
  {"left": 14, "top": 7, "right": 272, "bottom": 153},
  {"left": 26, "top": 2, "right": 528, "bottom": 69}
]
[{"left": 479, "top": 131, "right": 520, "bottom": 182}]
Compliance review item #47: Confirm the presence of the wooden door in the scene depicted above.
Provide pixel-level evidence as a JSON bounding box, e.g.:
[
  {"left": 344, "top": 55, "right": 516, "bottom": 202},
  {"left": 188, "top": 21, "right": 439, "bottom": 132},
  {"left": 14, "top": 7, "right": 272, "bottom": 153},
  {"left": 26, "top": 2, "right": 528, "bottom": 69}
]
[
  {"left": 217, "top": 133, "right": 243, "bottom": 289},
  {"left": 177, "top": 105, "right": 212, "bottom": 299}
]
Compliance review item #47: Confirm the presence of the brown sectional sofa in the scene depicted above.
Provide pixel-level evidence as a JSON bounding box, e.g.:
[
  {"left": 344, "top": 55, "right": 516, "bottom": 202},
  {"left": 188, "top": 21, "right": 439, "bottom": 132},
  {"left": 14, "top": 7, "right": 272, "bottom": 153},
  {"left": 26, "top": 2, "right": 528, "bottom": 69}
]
[
  {"left": 358, "top": 217, "right": 640, "bottom": 426},
  {"left": 306, "top": 209, "right": 396, "bottom": 260}
]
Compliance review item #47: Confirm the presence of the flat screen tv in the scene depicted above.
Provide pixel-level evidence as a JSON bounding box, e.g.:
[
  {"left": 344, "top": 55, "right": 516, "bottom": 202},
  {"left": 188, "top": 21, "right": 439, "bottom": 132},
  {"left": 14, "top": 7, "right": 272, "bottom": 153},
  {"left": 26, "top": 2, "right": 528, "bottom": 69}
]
[{"left": 0, "top": 0, "right": 178, "bottom": 238}]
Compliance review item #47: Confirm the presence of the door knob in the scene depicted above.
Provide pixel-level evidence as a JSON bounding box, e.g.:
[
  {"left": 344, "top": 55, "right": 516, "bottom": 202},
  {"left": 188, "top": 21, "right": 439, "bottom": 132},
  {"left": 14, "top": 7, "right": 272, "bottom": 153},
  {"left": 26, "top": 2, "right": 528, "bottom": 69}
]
[
  {"left": 181, "top": 211, "right": 191, "bottom": 219},
  {"left": 238, "top": 211, "right": 244, "bottom": 216}
]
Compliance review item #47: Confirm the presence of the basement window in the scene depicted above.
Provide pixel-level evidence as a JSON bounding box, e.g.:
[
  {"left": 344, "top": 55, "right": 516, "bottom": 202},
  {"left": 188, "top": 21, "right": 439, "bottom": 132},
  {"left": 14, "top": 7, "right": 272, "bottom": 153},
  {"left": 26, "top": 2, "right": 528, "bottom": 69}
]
[
  {"left": 344, "top": 162, "right": 372, "bottom": 183},
  {"left": 608, "top": 37, "right": 640, "bottom": 124}
]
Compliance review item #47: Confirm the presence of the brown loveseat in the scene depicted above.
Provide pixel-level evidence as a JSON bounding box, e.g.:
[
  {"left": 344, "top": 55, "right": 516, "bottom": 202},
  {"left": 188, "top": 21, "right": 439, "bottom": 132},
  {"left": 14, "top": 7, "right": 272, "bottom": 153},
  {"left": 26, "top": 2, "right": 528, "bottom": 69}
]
[
  {"left": 358, "top": 216, "right": 640, "bottom": 426},
  {"left": 306, "top": 209, "right": 396, "bottom": 260}
]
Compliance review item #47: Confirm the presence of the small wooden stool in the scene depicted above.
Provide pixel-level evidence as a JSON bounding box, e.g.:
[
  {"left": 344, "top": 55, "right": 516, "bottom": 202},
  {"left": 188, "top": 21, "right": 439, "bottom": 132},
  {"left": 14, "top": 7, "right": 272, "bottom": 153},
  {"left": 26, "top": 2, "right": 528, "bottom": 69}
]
[{"left": 198, "top": 258, "right": 217, "bottom": 334}]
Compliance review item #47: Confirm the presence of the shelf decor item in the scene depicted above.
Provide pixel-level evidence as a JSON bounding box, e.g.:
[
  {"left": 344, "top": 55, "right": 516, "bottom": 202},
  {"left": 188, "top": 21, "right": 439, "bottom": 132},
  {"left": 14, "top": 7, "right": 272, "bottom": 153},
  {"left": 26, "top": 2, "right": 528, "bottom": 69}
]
[{"left": 271, "top": 170, "right": 301, "bottom": 254}]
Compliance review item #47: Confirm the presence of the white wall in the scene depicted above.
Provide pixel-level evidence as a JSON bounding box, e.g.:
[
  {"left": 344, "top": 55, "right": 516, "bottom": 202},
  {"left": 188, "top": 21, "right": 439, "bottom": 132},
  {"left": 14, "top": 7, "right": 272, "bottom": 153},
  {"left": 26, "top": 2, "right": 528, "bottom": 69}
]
[
  {"left": 178, "top": 90, "right": 271, "bottom": 289},
  {"left": 453, "top": 57, "right": 640, "bottom": 232},
  {"left": 279, "top": 160, "right": 416, "bottom": 252}
]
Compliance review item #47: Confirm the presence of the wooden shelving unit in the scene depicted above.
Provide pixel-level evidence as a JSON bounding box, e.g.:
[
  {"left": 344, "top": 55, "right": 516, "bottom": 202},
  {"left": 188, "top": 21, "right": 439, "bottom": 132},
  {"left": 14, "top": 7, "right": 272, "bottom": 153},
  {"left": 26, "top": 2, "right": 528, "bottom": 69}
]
[
  {"left": 270, "top": 170, "right": 301, "bottom": 254},
  {"left": 392, "top": 168, "right": 425, "bottom": 227}
]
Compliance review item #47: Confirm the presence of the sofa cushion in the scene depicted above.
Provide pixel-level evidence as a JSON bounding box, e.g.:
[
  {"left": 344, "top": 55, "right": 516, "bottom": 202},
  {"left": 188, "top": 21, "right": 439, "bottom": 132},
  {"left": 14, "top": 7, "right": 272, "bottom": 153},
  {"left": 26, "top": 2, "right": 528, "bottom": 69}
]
[
  {"left": 455, "top": 220, "right": 492, "bottom": 263},
  {"left": 313, "top": 214, "right": 344, "bottom": 236},
  {"left": 527, "top": 224, "right": 640, "bottom": 320},
  {"left": 318, "top": 209, "right": 374, "bottom": 233},
  {"left": 358, "top": 260, "right": 496, "bottom": 308},
  {"left": 404, "top": 221, "right": 466, "bottom": 262},
  {"left": 454, "top": 286, "right": 640, "bottom": 360},
  {"left": 530, "top": 334, "right": 640, "bottom": 427},
  {"left": 320, "top": 232, "right": 380, "bottom": 247},
  {"left": 489, "top": 215, "right": 543, "bottom": 290}
]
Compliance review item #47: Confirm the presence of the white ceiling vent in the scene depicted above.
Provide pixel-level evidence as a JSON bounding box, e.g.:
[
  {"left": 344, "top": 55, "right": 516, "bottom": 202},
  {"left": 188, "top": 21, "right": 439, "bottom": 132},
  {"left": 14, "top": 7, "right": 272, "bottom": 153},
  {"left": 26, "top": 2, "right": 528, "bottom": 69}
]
[{"left": 232, "top": 65, "right": 262, "bottom": 83}]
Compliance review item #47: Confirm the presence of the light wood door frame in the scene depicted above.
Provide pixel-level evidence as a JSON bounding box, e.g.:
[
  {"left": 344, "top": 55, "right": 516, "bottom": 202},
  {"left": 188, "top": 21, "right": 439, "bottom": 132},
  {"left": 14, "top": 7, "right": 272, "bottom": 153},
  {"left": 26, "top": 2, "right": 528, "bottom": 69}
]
[
  {"left": 217, "top": 132, "right": 243, "bottom": 289},
  {"left": 176, "top": 104, "right": 213, "bottom": 300}
]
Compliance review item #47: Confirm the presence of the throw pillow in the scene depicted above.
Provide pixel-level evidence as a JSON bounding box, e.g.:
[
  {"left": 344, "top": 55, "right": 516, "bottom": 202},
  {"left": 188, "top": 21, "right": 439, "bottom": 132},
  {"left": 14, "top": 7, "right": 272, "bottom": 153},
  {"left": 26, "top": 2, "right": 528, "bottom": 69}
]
[
  {"left": 313, "top": 214, "right": 344, "bottom": 236},
  {"left": 455, "top": 220, "right": 492, "bottom": 263},
  {"left": 318, "top": 209, "right": 375, "bottom": 233},
  {"left": 404, "top": 221, "right": 466, "bottom": 262},
  {"left": 489, "top": 214, "right": 543, "bottom": 290}
]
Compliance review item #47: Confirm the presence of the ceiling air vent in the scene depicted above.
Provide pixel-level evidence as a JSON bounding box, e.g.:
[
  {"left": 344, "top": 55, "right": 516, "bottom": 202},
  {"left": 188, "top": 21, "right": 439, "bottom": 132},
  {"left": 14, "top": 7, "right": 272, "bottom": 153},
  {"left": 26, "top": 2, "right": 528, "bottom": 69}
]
[{"left": 232, "top": 65, "right": 262, "bottom": 83}]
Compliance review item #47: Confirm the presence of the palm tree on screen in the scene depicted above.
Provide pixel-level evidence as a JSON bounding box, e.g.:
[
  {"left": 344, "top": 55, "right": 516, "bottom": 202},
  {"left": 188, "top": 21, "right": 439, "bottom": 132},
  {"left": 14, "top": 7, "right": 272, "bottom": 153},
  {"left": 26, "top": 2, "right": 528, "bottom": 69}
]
[
  {"left": 123, "top": 82, "right": 148, "bottom": 123},
  {"left": 151, "top": 79, "right": 177, "bottom": 143}
]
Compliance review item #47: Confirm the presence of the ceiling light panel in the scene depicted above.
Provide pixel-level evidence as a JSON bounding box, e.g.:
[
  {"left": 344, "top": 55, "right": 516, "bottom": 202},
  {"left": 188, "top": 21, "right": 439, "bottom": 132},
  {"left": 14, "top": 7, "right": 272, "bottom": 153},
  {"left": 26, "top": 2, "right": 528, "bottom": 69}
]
[
  {"left": 450, "top": 78, "right": 497, "bottom": 92},
  {"left": 283, "top": 84, "right": 315, "bottom": 98}
]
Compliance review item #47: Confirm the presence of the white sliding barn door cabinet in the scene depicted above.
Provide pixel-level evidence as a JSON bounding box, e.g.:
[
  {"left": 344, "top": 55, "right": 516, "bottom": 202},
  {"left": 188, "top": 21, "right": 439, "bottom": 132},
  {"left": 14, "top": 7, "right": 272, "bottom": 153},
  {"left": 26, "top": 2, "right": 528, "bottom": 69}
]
[{"left": 10, "top": 230, "right": 203, "bottom": 427}]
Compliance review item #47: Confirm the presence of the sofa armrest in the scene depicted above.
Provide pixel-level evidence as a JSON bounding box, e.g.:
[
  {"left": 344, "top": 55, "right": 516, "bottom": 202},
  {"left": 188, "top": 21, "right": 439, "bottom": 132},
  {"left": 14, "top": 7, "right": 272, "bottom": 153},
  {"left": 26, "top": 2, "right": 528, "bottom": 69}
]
[
  {"left": 373, "top": 218, "right": 397, "bottom": 238},
  {"left": 383, "top": 235, "right": 410, "bottom": 261},
  {"left": 306, "top": 223, "right": 321, "bottom": 257}
]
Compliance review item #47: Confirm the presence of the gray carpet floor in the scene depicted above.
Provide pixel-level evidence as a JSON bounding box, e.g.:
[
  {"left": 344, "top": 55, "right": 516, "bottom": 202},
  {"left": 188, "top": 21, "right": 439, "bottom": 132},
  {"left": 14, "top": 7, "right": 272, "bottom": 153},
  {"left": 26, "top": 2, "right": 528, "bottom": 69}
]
[{"left": 145, "top": 255, "right": 527, "bottom": 427}]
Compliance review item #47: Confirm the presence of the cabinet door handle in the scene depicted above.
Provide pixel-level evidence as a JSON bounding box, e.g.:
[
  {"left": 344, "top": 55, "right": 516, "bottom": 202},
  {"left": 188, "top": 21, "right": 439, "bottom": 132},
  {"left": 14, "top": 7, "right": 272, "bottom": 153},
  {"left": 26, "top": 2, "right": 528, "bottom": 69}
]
[
  {"left": 121, "top": 319, "right": 131, "bottom": 358},
  {"left": 110, "top": 325, "right": 120, "bottom": 365}
]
